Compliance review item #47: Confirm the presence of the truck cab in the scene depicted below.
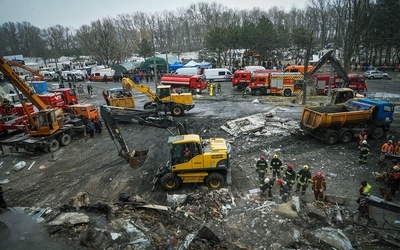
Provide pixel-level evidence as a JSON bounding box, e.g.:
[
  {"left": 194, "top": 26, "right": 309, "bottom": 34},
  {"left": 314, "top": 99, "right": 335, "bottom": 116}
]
[{"left": 232, "top": 70, "right": 251, "bottom": 91}]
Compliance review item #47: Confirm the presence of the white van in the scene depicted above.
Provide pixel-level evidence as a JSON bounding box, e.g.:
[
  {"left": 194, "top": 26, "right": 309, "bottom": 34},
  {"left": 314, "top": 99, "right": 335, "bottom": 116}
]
[
  {"left": 204, "top": 68, "right": 232, "bottom": 82},
  {"left": 175, "top": 67, "right": 200, "bottom": 76}
]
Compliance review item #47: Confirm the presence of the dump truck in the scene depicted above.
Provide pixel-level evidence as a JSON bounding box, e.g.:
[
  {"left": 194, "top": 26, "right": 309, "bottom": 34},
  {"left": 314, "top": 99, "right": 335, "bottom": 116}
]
[{"left": 300, "top": 98, "right": 394, "bottom": 145}]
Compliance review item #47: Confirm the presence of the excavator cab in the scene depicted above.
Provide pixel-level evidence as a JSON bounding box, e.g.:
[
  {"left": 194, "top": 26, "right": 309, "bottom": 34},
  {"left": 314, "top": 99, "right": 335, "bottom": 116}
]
[
  {"left": 29, "top": 109, "right": 60, "bottom": 136},
  {"left": 157, "top": 86, "right": 172, "bottom": 100}
]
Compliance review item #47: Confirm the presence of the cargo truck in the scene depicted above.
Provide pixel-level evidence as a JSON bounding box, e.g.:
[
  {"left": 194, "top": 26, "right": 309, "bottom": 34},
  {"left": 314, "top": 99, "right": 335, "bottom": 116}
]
[{"left": 300, "top": 98, "right": 394, "bottom": 145}]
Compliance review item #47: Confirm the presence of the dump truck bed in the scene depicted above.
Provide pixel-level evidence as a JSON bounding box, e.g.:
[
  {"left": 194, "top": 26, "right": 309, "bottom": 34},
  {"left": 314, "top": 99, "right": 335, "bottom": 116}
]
[{"left": 301, "top": 102, "right": 373, "bottom": 130}]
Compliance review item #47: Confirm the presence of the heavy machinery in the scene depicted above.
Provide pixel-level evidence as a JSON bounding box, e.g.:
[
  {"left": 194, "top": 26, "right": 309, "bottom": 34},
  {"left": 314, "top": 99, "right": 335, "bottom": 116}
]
[
  {"left": 121, "top": 78, "right": 194, "bottom": 117},
  {"left": 6, "top": 59, "right": 44, "bottom": 81},
  {"left": 100, "top": 105, "right": 149, "bottom": 168},
  {"left": 0, "top": 56, "right": 86, "bottom": 152},
  {"left": 300, "top": 98, "right": 394, "bottom": 144},
  {"left": 153, "top": 131, "right": 232, "bottom": 191}
]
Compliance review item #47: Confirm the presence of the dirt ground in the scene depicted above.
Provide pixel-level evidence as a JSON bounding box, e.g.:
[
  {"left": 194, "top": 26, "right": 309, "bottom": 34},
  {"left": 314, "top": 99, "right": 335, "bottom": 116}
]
[{"left": 0, "top": 78, "right": 400, "bottom": 249}]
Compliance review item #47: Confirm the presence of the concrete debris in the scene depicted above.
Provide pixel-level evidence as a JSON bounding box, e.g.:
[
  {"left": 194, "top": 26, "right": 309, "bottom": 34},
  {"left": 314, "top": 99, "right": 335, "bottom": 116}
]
[
  {"left": 292, "top": 196, "right": 301, "bottom": 212},
  {"left": 325, "top": 194, "right": 346, "bottom": 205},
  {"left": 0, "top": 179, "right": 10, "bottom": 184},
  {"left": 221, "top": 112, "right": 300, "bottom": 136},
  {"left": 167, "top": 194, "right": 188, "bottom": 206},
  {"left": 13, "top": 161, "right": 26, "bottom": 171},
  {"left": 274, "top": 202, "right": 298, "bottom": 219},
  {"left": 314, "top": 227, "right": 353, "bottom": 250},
  {"left": 69, "top": 192, "right": 90, "bottom": 210},
  {"left": 48, "top": 212, "right": 90, "bottom": 226}
]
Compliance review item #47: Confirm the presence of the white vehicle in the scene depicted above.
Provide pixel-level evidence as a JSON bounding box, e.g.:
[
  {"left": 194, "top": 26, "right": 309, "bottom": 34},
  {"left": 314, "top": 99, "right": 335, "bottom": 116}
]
[
  {"left": 204, "top": 68, "right": 232, "bottom": 82},
  {"left": 175, "top": 67, "right": 200, "bottom": 76},
  {"left": 244, "top": 66, "right": 266, "bottom": 73}
]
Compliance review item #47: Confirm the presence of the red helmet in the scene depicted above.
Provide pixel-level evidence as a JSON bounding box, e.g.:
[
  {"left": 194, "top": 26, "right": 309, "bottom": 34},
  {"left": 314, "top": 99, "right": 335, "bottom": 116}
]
[
  {"left": 276, "top": 179, "right": 284, "bottom": 185},
  {"left": 287, "top": 164, "right": 293, "bottom": 170},
  {"left": 260, "top": 155, "right": 265, "bottom": 160},
  {"left": 316, "top": 171, "right": 322, "bottom": 176}
]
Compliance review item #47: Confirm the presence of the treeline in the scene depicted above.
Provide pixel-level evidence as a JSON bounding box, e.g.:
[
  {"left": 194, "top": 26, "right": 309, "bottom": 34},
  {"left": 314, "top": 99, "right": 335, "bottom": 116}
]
[{"left": 0, "top": 0, "right": 399, "bottom": 71}]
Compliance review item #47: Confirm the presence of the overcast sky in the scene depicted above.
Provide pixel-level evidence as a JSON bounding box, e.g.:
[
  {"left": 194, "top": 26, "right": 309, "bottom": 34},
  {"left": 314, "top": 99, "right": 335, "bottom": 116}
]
[{"left": 0, "top": 0, "right": 307, "bottom": 29}]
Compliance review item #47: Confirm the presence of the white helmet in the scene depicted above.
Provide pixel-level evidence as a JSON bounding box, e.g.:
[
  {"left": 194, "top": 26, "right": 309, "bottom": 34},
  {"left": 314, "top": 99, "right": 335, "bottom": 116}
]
[
  {"left": 362, "top": 140, "right": 367, "bottom": 144},
  {"left": 264, "top": 177, "right": 270, "bottom": 184}
]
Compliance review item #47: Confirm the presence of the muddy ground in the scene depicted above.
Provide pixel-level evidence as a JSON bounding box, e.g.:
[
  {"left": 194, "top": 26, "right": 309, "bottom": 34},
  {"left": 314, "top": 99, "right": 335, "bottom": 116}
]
[{"left": 0, "top": 78, "right": 400, "bottom": 249}]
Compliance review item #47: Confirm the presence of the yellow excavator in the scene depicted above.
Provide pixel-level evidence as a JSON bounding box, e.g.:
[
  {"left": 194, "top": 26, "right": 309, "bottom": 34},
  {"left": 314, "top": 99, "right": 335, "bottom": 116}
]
[{"left": 111, "top": 78, "right": 195, "bottom": 117}]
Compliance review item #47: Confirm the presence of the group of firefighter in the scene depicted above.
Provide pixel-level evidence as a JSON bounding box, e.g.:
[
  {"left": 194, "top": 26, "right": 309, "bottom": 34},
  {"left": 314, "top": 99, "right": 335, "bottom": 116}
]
[
  {"left": 357, "top": 130, "right": 400, "bottom": 200},
  {"left": 255, "top": 154, "right": 326, "bottom": 203}
]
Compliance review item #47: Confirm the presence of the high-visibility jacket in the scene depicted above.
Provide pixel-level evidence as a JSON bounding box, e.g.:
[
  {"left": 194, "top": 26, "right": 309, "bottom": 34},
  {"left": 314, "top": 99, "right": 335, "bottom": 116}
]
[
  {"left": 381, "top": 143, "right": 394, "bottom": 155},
  {"left": 311, "top": 175, "right": 326, "bottom": 191},
  {"left": 256, "top": 159, "right": 268, "bottom": 173},
  {"left": 361, "top": 183, "right": 371, "bottom": 195},
  {"left": 270, "top": 158, "right": 283, "bottom": 171},
  {"left": 284, "top": 169, "right": 296, "bottom": 184},
  {"left": 297, "top": 169, "right": 311, "bottom": 186}
]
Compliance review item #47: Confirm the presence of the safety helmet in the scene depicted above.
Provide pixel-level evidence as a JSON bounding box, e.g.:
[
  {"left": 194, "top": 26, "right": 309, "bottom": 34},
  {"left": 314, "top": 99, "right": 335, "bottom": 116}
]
[
  {"left": 264, "top": 177, "right": 270, "bottom": 184},
  {"left": 393, "top": 166, "right": 400, "bottom": 171},
  {"left": 260, "top": 155, "right": 265, "bottom": 160},
  {"left": 303, "top": 165, "right": 309, "bottom": 170},
  {"left": 392, "top": 159, "right": 398, "bottom": 164},
  {"left": 276, "top": 179, "right": 284, "bottom": 185},
  {"left": 273, "top": 154, "right": 278, "bottom": 159},
  {"left": 362, "top": 140, "right": 367, "bottom": 144},
  {"left": 287, "top": 164, "right": 294, "bottom": 170},
  {"left": 316, "top": 171, "right": 322, "bottom": 176},
  {"left": 388, "top": 140, "right": 393, "bottom": 144}
]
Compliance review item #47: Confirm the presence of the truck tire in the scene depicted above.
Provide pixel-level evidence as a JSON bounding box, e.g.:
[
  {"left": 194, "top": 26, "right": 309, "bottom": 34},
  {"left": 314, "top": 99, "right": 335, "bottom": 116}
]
[
  {"left": 372, "top": 127, "right": 384, "bottom": 139},
  {"left": 325, "top": 131, "right": 339, "bottom": 145},
  {"left": 205, "top": 172, "right": 224, "bottom": 189},
  {"left": 171, "top": 104, "right": 184, "bottom": 117},
  {"left": 58, "top": 133, "right": 71, "bottom": 146},
  {"left": 160, "top": 173, "right": 180, "bottom": 191},
  {"left": 48, "top": 139, "right": 60, "bottom": 152},
  {"left": 340, "top": 130, "right": 353, "bottom": 143},
  {"left": 254, "top": 89, "right": 262, "bottom": 96},
  {"left": 236, "top": 85, "right": 245, "bottom": 91},
  {"left": 283, "top": 89, "right": 292, "bottom": 97}
]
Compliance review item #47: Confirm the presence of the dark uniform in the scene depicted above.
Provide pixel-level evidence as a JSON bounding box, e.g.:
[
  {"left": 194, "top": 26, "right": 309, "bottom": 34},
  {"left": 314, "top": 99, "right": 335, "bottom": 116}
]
[
  {"left": 277, "top": 179, "right": 289, "bottom": 202},
  {"left": 261, "top": 177, "right": 274, "bottom": 198},
  {"left": 270, "top": 154, "right": 283, "bottom": 180},
  {"left": 284, "top": 165, "right": 296, "bottom": 193},
  {"left": 0, "top": 185, "right": 7, "bottom": 209},
  {"left": 358, "top": 140, "right": 370, "bottom": 163},
  {"left": 295, "top": 165, "right": 312, "bottom": 197},
  {"left": 256, "top": 156, "right": 268, "bottom": 185}
]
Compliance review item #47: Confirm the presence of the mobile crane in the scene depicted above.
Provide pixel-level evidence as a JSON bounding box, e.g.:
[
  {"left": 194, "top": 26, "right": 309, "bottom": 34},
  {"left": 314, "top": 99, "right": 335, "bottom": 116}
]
[
  {"left": 119, "top": 78, "right": 195, "bottom": 117},
  {"left": 6, "top": 59, "right": 44, "bottom": 81},
  {"left": 0, "top": 56, "right": 86, "bottom": 152}
]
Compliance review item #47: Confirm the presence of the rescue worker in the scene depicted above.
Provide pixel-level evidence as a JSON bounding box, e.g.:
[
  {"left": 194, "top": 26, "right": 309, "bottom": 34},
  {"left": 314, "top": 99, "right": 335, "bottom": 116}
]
[
  {"left": 86, "top": 120, "right": 95, "bottom": 138},
  {"left": 276, "top": 179, "right": 289, "bottom": 202},
  {"left": 311, "top": 172, "right": 327, "bottom": 201},
  {"left": 379, "top": 140, "right": 394, "bottom": 172},
  {"left": 387, "top": 165, "right": 400, "bottom": 197},
  {"left": 270, "top": 154, "right": 283, "bottom": 180},
  {"left": 0, "top": 184, "right": 7, "bottom": 210},
  {"left": 217, "top": 83, "right": 221, "bottom": 93},
  {"left": 295, "top": 165, "right": 312, "bottom": 198},
  {"left": 386, "top": 132, "right": 396, "bottom": 144},
  {"left": 283, "top": 164, "right": 296, "bottom": 193},
  {"left": 360, "top": 181, "right": 371, "bottom": 196},
  {"left": 256, "top": 155, "right": 268, "bottom": 184},
  {"left": 394, "top": 141, "right": 400, "bottom": 155},
  {"left": 358, "top": 130, "right": 368, "bottom": 146},
  {"left": 260, "top": 177, "right": 274, "bottom": 199},
  {"left": 357, "top": 188, "right": 370, "bottom": 219},
  {"left": 358, "top": 140, "right": 370, "bottom": 163}
]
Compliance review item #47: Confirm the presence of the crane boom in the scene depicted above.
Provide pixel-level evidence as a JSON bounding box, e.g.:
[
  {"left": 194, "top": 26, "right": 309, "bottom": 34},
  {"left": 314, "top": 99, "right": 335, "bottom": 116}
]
[
  {"left": 0, "top": 57, "right": 48, "bottom": 110},
  {"left": 5, "top": 59, "right": 44, "bottom": 81}
]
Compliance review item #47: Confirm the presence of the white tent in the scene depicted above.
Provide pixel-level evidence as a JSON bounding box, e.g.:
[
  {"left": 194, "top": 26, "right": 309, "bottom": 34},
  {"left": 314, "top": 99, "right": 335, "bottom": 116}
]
[
  {"left": 200, "top": 61, "right": 212, "bottom": 69},
  {"left": 184, "top": 60, "right": 201, "bottom": 68}
]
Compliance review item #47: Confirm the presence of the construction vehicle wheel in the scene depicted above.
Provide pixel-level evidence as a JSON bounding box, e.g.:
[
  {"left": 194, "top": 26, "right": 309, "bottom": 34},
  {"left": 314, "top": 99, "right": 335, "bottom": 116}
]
[
  {"left": 254, "top": 89, "right": 262, "bottom": 96},
  {"left": 48, "top": 139, "right": 60, "bottom": 152},
  {"left": 340, "top": 130, "right": 353, "bottom": 143},
  {"left": 283, "top": 89, "right": 292, "bottom": 97},
  {"left": 205, "top": 172, "right": 224, "bottom": 189},
  {"left": 58, "top": 133, "right": 71, "bottom": 146},
  {"left": 171, "top": 104, "right": 184, "bottom": 117},
  {"left": 372, "top": 127, "right": 384, "bottom": 139},
  {"left": 237, "top": 85, "right": 245, "bottom": 91},
  {"left": 325, "top": 131, "right": 338, "bottom": 145},
  {"left": 160, "top": 173, "right": 180, "bottom": 191}
]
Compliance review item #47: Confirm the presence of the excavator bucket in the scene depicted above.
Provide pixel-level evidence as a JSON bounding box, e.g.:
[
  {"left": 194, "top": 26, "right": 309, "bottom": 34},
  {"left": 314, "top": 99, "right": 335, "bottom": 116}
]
[{"left": 128, "top": 149, "right": 149, "bottom": 168}]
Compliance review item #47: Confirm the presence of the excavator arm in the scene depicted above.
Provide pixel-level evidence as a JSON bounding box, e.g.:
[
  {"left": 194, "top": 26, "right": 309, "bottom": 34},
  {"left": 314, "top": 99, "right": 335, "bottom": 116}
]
[
  {"left": 122, "top": 77, "right": 157, "bottom": 102},
  {"left": 100, "top": 105, "right": 148, "bottom": 168},
  {"left": 307, "top": 50, "right": 351, "bottom": 87}
]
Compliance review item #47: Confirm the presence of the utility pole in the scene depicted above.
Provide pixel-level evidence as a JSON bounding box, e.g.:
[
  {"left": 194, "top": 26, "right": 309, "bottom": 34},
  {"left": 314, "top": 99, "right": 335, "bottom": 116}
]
[
  {"left": 152, "top": 33, "right": 157, "bottom": 87},
  {"left": 165, "top": 52, "right": 169, "bottom": 74},
  {"left": 327, "top": 44, "right": 335, "bottom": 97}
]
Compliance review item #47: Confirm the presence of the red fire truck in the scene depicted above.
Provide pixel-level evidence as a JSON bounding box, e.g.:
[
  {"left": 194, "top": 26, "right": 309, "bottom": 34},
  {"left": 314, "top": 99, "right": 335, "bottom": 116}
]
[
  {"left": 161, "top": 74, "right": 208, "bottom": 93},
  {"left": 249, "top": 72, "right": 303, "bottom": 97},
  {"left": 38, "top": 88, "right": 78, "bottom": 110},
  {"left": 313, "top": 73, "right": 367, "bottom": 95}
]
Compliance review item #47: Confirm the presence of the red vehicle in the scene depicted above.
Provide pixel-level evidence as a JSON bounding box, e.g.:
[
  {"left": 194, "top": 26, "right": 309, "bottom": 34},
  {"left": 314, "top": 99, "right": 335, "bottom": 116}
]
[
  {"left": 313, "top": 73, "right": 367, "bottom": 95},
  {"left": 0, "top": 103, "right": 37, "bottom": 134},
  {"left": 38, "top": 88, "right": 78, "bottom": 110},
  {"left": 232, "top": 70, "right": 251, "bottom": 91},
  {"left": 161, "top": 74, "right": 208, "bottom": 93},
  {"left": 249, "top": 72, "right": 303, "bottom": 97}
]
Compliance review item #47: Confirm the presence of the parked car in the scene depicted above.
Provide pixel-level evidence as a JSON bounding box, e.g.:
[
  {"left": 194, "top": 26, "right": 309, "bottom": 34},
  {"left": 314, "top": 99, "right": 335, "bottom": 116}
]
[{"left": 364, "top": 70, "right": 389, "bottom": 79}]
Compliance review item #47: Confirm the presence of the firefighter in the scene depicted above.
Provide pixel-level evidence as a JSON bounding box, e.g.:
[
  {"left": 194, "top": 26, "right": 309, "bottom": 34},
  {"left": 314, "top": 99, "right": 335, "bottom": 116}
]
[
  {"left": 256, "top": 155, "right": 268, "bottom": 184},
  {"left": 276, "top": 179, "right": 289, "bottom": 202},
  {"left": 295, "top": 165, "right": 312, "bottom": 198},
  {"left": 358, "top": 130, "right": 368, "bottom": 146},
  {"left": 283, "top": 164, "right": 296, "bottom": 193},
  {"left": 311, "top": 172, "right": 326, "bottom": 201},
  {"left": 357, "top": 188, "right": 370, "bottom": 219},
  {"left": 358, "top": 140, "right": 370, "bottom": 163},
  {"left": 270, "top": 154, "right": 283, "bottom": 180},
  {"left": 387, "top": 165, "right": 400, "bottom": 197},
  {"left": 360, "top": 180, "right": 371, "bottom": 196},
  {"left": 379, "top": 140, "right": 394, "bottom": 172},
  {"left": 261, "top": 177, "right": 274, "bottom": 199}
]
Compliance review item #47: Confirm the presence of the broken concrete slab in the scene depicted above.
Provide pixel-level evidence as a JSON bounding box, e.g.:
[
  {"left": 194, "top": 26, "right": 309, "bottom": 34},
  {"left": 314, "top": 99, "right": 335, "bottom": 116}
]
[
  {"left": 325, "top": 194, "right": 347, "bottom": 205},
  {"left": 314, "top": 227, "right": 353, "bottom": 250},
  {"left": 275, "top": 202, "right": 298, "bottom": 219},
  {"left": 305, "top": 203, "right": 327, "bottom": 221},
  {"left": 48, "top": 212, "right": 90, "bottom": 226}
]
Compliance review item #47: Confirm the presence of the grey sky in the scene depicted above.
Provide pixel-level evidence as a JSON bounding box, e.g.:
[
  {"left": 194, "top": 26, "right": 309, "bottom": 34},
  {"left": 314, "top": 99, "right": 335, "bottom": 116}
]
[{"left": 0, "top": 0, "right": 307, "bottom": 29}]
